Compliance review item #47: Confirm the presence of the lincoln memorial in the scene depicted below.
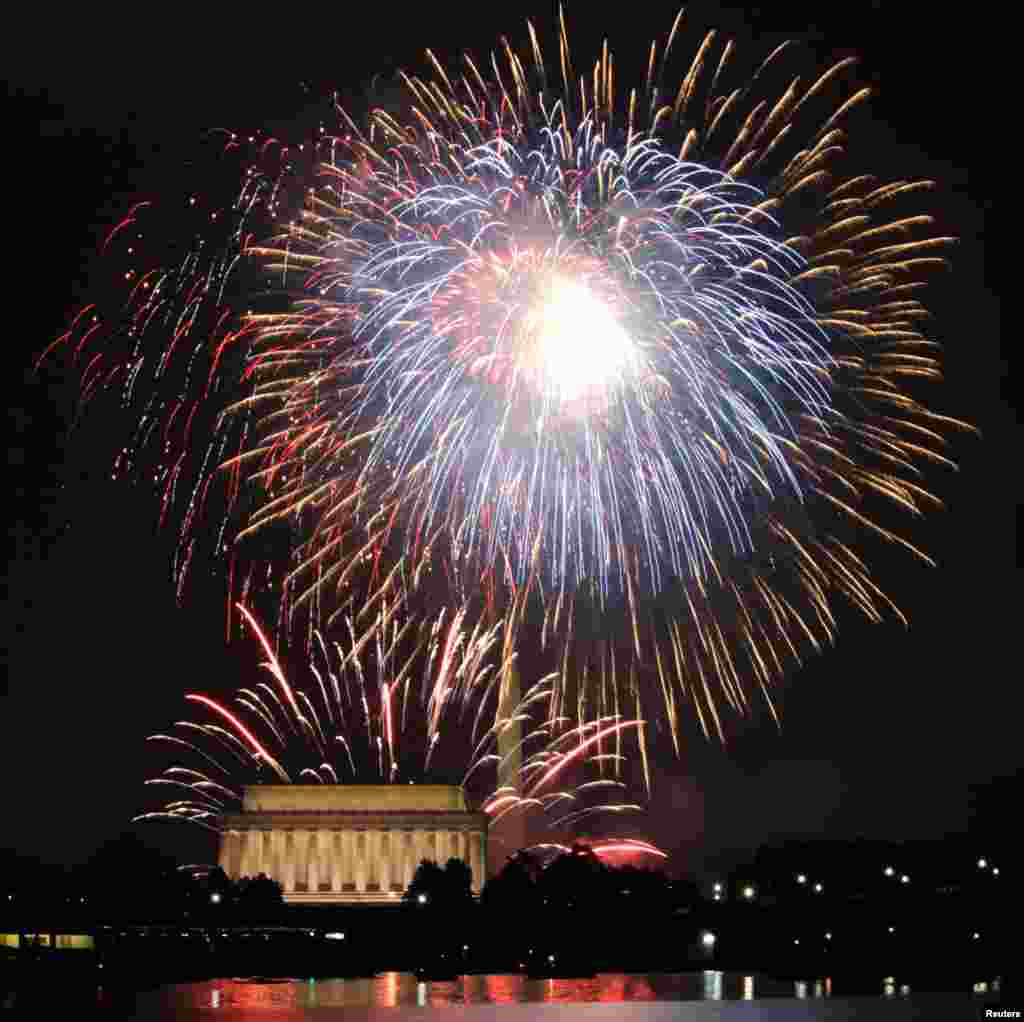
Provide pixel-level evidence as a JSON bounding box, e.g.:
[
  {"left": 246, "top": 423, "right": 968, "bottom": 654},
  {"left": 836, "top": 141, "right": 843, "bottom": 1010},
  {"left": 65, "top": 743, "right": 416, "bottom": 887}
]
[{"left": 217, "top": 785, "right": 488, "bottom": 903}]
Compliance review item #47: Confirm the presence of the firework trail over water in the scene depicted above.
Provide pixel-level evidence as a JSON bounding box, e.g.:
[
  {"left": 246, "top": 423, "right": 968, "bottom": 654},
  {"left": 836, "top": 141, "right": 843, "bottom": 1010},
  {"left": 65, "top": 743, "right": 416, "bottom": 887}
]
[
  {"left": 137, "top": 602, "right": 655, "bottom": 854},
  {"left": 51, "top": 10, "right": 973, "bottom": 758}
]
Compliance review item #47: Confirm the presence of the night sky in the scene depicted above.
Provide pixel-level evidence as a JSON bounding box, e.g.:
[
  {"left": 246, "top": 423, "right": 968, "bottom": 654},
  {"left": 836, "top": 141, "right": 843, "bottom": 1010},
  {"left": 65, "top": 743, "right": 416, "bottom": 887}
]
[{"left": 3, "top": 4, "right": 1013, "bottom": 874}]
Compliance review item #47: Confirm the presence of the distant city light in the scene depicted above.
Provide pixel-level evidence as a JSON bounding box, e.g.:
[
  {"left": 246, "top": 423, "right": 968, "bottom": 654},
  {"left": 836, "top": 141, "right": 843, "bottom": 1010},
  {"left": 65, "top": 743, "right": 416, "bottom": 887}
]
[
  {"left": 825, "top": 932, "right": 832, "bottom": 940},
  {"left": 888, "top": 926, "right": 895, "bottom": 933},
  {"left": 325, "top": 932, "right": 346, "bottom": 941},
  {"left": 417, "top": 894, "right": 428, "bottom": 905},
  {"left": 813, "top": 882, "right": 823, "bottom": 893},
  {"left": 900, "top": 875, "right": 910, "bottom": 884},
  {"left": 796, "top": 874, "right": 807, "bottom": 884},
  {"left": 209, "top": 892, "right": 222, "bottom": 905},
  {"left": 793, "top": 938, "right": 800, "bottom": 945},
  {"left": 701, "top": 931, "right": 717, "bottom": 948},
  {"left": 977, "top": 858, "right": 987, "bottom": 869},
  {"left": 712, "top": 882, "right": 723, "bottom": 893},
  {"left": 742, "top": 886, "right": 756, "bottom": 900},
  {"left": 972, "top": 932, "right": 980, "bottom": 940},
  {"left": 992, "top": 867, "right": 1000, "bottom": 876},
  {"left": 884, "top": 867, "right": 894, "bottom": 877}
]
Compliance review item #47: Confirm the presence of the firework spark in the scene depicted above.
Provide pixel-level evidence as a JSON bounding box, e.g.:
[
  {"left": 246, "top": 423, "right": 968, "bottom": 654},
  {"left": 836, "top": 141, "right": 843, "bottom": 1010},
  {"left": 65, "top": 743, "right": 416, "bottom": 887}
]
[
  {"left": 55, "top": 10, "right": 973, "bottom": 753},
  {"left": 136, "top": 604, "right": 647, "bottom": 842}
]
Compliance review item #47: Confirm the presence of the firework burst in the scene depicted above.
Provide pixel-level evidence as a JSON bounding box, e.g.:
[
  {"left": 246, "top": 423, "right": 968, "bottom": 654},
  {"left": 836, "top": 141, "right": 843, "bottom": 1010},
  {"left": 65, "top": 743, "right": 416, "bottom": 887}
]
[
  {"left": 53, "top": 10, "right": 973, "bottom": 752},
  {"left": 137, "top": 603, "right": 649, "bottom": 850}
]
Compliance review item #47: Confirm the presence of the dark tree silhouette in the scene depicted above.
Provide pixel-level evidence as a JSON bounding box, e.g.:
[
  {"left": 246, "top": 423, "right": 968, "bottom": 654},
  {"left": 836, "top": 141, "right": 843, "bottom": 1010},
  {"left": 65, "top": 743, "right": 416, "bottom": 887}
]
[
  {"left": 233, "top": 873, "right": 284, "bottom": 919},
  {"left": 403, "top": 857, "right": 474, "bottom": 908},
  {"left": 481, "top": 848, "right": 542, "bottom": 915}
]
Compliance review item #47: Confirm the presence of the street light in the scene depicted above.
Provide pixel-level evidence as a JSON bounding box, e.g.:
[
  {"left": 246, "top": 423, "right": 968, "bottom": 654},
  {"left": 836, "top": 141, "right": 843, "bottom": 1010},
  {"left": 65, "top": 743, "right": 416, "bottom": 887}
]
[
  {"left": 701, "top": 931, "right": 717, "bottom": 949},
  {"left": 899, "top": 875, "right": 910, "bottom": 884},
  {"left": 742, "top": 886, "right": 756, "bottom": 900},
  {"left": 813, "top": 882, "right": 823, "bottom": 894},
  {"left": 796, "top": 874, "right": 807, "bottom": 884},
  {"left": 209, "top": 892, "right": 222, "bottom": 905},
  {"left": 417, "top": 893, "right": 428, "bottom": 905},
  {"left": 883, "top": 867, "right": 894, "bottom": 877},
  {"left": 977, "top": 858, "right": 988, "bottom": 869}
]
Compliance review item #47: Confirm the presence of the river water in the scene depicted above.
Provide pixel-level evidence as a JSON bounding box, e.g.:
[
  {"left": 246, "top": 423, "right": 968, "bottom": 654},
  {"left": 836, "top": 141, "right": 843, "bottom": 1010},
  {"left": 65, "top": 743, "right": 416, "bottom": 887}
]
[{"left": 118, "top": 971, "right": 1002, "bottom": 1013}]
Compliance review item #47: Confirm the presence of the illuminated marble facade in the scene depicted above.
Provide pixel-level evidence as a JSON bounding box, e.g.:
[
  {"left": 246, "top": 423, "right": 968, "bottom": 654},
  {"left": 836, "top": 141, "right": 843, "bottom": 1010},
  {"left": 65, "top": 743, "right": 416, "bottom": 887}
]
[{"left": 218, "top": 785, "right": 487, "bottom": 903}]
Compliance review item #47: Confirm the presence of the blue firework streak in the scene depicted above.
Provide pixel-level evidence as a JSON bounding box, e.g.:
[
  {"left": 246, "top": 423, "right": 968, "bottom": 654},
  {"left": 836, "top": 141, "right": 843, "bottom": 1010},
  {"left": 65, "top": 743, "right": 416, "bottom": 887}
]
[
  {"left": 321, "top": 122, "right": 832, "bottom": 602},
  {"left": 52, "top": 11, "right": 973, "bottom": 748}
]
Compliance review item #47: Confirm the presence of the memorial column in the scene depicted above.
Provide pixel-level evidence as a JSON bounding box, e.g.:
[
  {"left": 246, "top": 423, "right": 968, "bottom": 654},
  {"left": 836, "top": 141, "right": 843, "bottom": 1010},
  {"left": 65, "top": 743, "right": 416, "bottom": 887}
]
[
  {"left": 293, "top": 830, "right": 309, "bottom": 893},
  {"left": 341, "top": 829, "right": 354, "bottom": 892},
  {"left": 369, "top": 830, "right": 382, "bottom": 891},
  {"left": 282, "top": 830, "right": 296, "bottom": 894},
  {"left": 255, "top": 829, "right": 268, "bottom": 877},
  {"left": 403, "top": 830, "right": 414, "bottom": 889},
  {"left": 468, "top": 831, "right": 483, "bottom": 893},
  {"left": 270, "top": 831, "right": 286, "bottom": 888},
  {"left": 412, "top": 828, "right": 427, "bottom": 873},
  {"left": 240, "top": 829, "right": 256, "bottom": 878},
  {"left": 218, "top": 830, "right": 242, "bottom": 879},
  {"left": 379, "top": 831, "right": 391, "bottom": 894},
  {"left": 308, "top": 830, "right": 321, "bottom": 894},
  {"left": 330, "top": 830, "right": 343, "bottom": 894},
  {"left": 354, "top": 830, "right": 367, "bottom": 893}
]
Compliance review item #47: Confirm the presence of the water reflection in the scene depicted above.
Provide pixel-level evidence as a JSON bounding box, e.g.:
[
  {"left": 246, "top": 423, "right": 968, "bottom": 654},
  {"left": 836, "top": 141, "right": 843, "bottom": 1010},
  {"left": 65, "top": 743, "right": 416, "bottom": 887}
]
[
  {"left": 596, "top": 975, "right": 657, "bottom": 1002},
  {"left": 484, "top": 973, "right": 523, "bottom": 1003},
  {"left": 378, "top": 971, "right": 399, "bottom": 1008},
  {"left": 702, "top": 970, "right": 722, "bottom": 1000},
  {"left": 127, "top": 971, "right": 1005, "bottom": 1012}
]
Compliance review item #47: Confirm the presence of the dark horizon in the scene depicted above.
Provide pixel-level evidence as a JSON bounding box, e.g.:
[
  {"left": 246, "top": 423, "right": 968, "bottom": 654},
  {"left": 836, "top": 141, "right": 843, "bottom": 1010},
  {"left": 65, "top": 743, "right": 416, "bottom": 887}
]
[{"left": 3, "top": 2, "right": 1013, "bottom": 874}]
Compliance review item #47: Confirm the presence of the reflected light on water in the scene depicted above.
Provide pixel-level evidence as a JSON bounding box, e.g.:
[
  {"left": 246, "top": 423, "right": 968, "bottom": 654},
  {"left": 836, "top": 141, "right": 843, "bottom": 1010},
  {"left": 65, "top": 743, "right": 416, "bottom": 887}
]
[
  {"left": 702, "top": 971, "right": 722, "bottom": 1000},
  {"left": 597, "top": 976, "right": 656, "bottom": 1002},
  {"left": 381, "top": 971, "right": 400, "bottom": 1008},
  {"left": 125, "top": 970, "right": 1005, "bottom": 1013},
  {"left": 428, "top": 980, "right": 458, "bottom": 1007},
  {"left": 485, "top": 974, "right": 523, "bottom": 1004}
]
